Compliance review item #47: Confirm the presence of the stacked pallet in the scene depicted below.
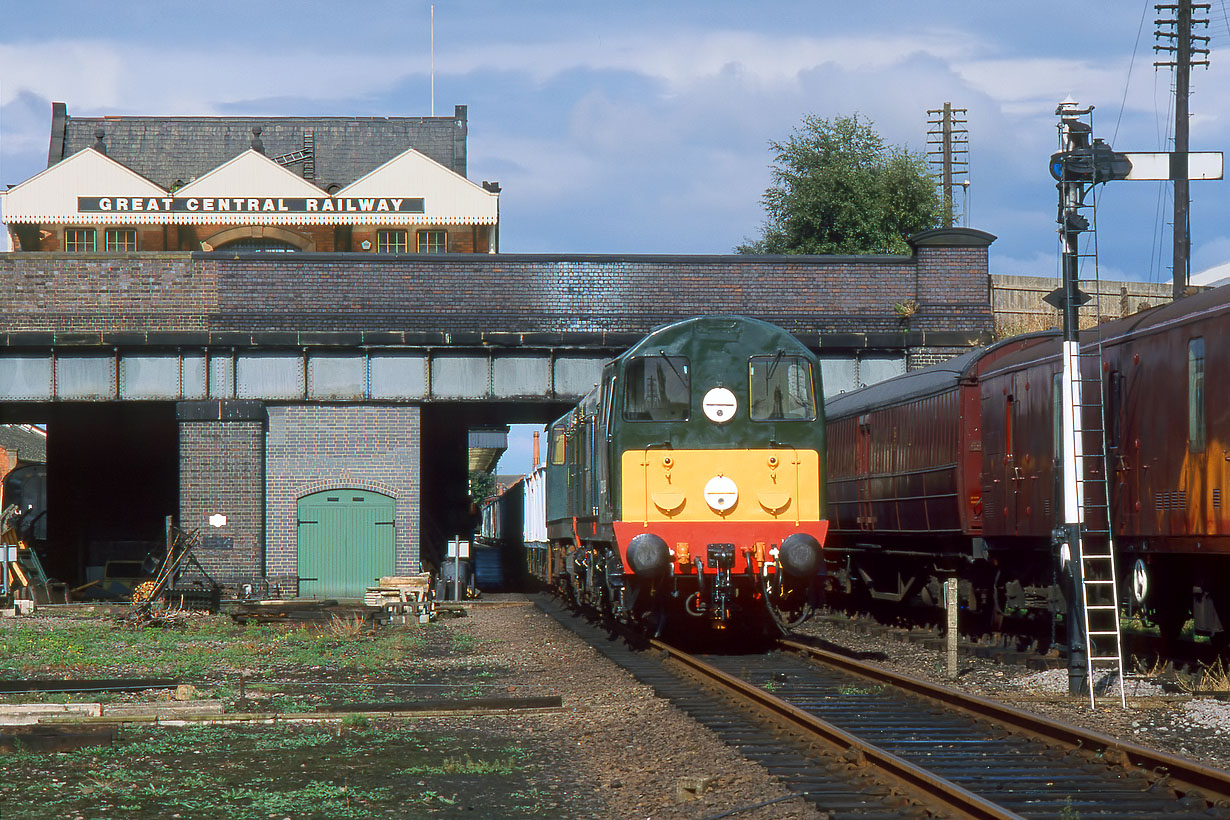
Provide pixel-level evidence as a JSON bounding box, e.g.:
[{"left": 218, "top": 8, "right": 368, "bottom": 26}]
[{"left": 364, "top": 574, "right": 435, "bottom": 624}]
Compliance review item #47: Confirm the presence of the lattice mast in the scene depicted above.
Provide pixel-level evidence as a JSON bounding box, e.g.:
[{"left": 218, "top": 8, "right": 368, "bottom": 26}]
[{"left": 926, "top": 103, "right": 969, "bottom": 227}]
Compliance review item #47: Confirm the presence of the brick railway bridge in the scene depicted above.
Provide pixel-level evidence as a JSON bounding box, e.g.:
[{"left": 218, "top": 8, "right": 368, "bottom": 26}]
[{"left": 0, "top": 228, "right": 994, "bottom": 597}]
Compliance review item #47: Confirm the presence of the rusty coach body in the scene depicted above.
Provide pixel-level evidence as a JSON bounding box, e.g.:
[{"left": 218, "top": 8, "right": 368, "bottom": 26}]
[{"left": 826, "top": 283, "right": 1230, "bottom": 642}]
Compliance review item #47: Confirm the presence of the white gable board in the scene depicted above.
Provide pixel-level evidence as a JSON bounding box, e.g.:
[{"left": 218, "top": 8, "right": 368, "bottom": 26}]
[
  {"left": 1, "top": 148, "right": 166, "bottom": 224},
  {"left": 173, "top": 149, "right": 326, "bottom": 199},
  {"left": 337, "top": 148, "right": 497, "bottom": 225},
  {"left": 2, "top": 146, "right": 497, "bottom": 228}
]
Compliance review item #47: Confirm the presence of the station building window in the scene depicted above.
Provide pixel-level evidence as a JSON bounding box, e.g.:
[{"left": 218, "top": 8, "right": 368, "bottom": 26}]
[
  {"left": 105, "top": 227, "right": 137, "bottom": 252},
  {"left": 64, "top": 227, "right": 96, "bottom": 252},
  {"left": 417, "top": 229, "right": 447, "bottom": 254},
  {"left": 376, "top": 229, "right": 409, "bottom": 254}
]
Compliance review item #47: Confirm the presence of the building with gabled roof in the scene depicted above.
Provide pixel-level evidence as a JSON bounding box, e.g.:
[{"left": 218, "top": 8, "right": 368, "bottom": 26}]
[{"left": 3, "top": 102, "right": 498, "bottom": 255}]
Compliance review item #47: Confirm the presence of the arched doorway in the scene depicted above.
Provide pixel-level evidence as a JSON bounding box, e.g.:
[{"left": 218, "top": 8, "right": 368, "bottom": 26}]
[
  {"left": 214, "top": 237, "right": 301, "bottom": 253},
  {"left": 296, "top": 489, "right": 395, "bottom": 598},
  {"left": 203, "top": 225, "right": 314, "bottom": 252}
]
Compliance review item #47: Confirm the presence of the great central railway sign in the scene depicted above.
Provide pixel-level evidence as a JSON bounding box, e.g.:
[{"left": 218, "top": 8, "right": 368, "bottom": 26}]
[{"left": 78, "top": 196, "right": 426, "bottom": 214}]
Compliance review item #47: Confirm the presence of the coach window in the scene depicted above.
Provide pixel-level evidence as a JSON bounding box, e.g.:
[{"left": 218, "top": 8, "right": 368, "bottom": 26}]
[
  {"left": 749, "top": 354, "right": 816, "bottom": 420},
  {"left": 64, "top": 227, "right": 96, "bottom": 252},
  {"left": 417, "top": 230, "right": 447, "bottom": 253},
  {"left": 1005, "top": 395, "right": 1015, "bottom": 458},
  {"left": 624, "top": 356, "right": 690, "bottom": 421},
  {"left": 376, "top": 229, "right": 408, "bottom": 253},
  {"left": 1189, "top": 337, "right": 1206, "bottom": 453},
  {"left": 105, "top": 227, "right": 137, "bottom": 252}
]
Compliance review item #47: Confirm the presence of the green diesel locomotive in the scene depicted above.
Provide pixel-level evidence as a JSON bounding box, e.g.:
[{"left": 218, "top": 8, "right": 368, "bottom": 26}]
[{"left": 542, "top": 315, "right": 829, "bottom": 634}]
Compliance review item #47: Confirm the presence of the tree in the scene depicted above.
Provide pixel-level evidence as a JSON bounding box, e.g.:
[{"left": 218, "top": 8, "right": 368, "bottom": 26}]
[
  {"left": 468, "top": 469, "right": 497, "bottom": 503},
  {"left": 737, "top": 114, "right": 943, "bottom": 255}
]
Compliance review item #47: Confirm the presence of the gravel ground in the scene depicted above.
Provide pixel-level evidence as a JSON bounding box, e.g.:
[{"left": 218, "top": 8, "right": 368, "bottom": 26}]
[
  {"left": 459, "top": 598, "right": 1230, "bottom": 818},
  {"left": 447, "top": 598, "right": 824, "bottom": 820},
  {"left": 790, "top": 614, "right": 1230, "bottom": 772}
]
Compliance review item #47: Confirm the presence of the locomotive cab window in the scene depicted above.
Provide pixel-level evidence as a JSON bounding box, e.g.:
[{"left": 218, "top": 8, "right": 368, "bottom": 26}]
[
  {"left": 624, "top": 356, "right": 690, "bottom": 421},
  {"left": 749, "top": 354, "right": 816, "bottom": 420},
  {"left": 550, "top": 425, "right": 566, "bottom": 465},
  {"left": 1189, "top": 337, "right": 1205, "bottom": 453}
]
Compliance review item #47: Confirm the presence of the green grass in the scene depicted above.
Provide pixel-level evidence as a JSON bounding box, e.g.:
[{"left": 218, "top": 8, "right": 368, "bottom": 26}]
[
  {"left": 0, "top": 723, "right": 552, "bottom": 819},
  {"left": 0, "top": 616, "right": 429, "bottom": 678}
]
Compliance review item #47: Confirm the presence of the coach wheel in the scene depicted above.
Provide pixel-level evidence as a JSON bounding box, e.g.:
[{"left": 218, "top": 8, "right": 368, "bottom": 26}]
[{"left": 1130, "top": 559, "right": 1149, "bottom": 606}]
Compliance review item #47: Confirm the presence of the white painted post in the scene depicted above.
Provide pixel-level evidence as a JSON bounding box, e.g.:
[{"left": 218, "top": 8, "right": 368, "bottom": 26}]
[{"left": 946, "top": 577, "right": 958, "bottom": 679}]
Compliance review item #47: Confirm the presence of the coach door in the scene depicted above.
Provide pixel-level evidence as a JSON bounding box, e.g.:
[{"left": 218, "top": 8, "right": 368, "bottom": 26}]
[
  {"left": 1002, "top": 381, "right": 1028, "bottom": 534},
  {"left": 297, "top": 490, "right": 395, "bottom": 598},
  {"left": 856, "top": 415, "right": 873, "bottom": 530}
]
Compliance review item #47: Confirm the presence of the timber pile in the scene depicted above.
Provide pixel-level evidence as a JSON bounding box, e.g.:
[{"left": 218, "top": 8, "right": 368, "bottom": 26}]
[{"left": 364, "top": 574, "right": 435, "bottom": 623}]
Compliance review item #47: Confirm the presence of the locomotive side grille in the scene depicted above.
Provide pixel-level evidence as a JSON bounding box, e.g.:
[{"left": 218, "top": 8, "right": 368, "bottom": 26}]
[
  {"left": 1044, "top": 499, "right": 1051, "bottom": 518},
  {"left": 1214, "top": 488, "right": 1222, "bottom": 509},
  {"left": 1156, "top": 490, "right": 1170, "bottom": 511}
]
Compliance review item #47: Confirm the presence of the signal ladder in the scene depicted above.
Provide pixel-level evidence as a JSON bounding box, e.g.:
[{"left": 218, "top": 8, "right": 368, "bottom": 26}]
[{"left": 1056, "top": 104, "right": 1126, "bottom": 708}]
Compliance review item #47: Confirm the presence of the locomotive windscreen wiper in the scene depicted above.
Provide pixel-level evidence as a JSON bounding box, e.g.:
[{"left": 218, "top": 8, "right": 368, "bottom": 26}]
[
  {"left": 658, "top": 350, "right": 686, "bottom": 384},
  {"left": 767, "top": 348, "right": 785, "bottom": 380}
]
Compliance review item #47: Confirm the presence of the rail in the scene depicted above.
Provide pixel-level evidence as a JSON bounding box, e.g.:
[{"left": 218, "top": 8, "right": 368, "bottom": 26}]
[
  {"left": 652, "top": 637, "right": 1022, "bottom": 820},
  {"left": 779, "top": 637, "right": 1230, "bottom": 803}
]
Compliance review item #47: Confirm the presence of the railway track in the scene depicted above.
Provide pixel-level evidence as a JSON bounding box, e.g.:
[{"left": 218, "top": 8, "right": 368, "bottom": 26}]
[{"left": 536, "top": 593, "right": 1230, "bottom": 819}]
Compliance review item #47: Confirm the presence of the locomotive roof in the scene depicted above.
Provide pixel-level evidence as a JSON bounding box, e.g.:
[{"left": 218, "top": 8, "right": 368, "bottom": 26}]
[{"left": 619, "top": 315, "right": 813, "bottom": 361}]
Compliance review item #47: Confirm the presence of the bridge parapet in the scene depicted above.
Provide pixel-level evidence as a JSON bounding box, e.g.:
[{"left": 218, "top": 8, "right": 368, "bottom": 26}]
[{"left": 0, "top": 231, "right": 995, "bottom": 402}]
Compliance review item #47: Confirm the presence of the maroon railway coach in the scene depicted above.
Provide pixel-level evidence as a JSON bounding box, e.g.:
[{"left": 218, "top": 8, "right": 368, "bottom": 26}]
[
  {"left": 826, "top": 283, "right": 1230, "bottom": 643},
  {"left": 824, "top": 333, "right": 1058, "bottom": 626}
]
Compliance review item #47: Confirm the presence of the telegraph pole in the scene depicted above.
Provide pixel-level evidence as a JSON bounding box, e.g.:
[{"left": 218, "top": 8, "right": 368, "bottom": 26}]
[
  {"left": 1155, "top": 1, "right": 1211, "bottom": 299},
  {"left": 927, "top": 103, "right": 969, "bottom": 227}
]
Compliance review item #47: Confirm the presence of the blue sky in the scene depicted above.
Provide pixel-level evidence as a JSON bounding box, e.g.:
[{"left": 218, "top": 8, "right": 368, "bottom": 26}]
[{"left": 3, "top": 0, "right": 1229, "bottom": 473}]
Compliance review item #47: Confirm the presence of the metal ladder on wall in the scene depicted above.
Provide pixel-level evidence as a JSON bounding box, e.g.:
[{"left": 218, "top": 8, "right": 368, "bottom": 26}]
[{"left": 1061, "top": 107, "right": 1127, "bottom": 708}]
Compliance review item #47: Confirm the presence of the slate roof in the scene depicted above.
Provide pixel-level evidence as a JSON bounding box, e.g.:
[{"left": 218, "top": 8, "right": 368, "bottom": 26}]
[
  {"left": 50, "top": 103, "right": 468, "bottom": 192},
  {"left": 0, "top": 425, "right": 47, "bottom": 465}
]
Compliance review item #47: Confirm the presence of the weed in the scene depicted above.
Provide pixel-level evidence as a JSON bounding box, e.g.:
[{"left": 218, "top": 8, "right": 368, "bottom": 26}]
[
  {"left": 404, "top": 753, "right": 518, "bottom": 775},
  {"left": 837, "top": 683, "right": 884, "bottom": 696},
  {"left": 1059, "top": 796, "right": 1082, "bottom": 819},
  {"left": 269, "top": 694, "right": 318, "bottom": 713},
  {"left": 341, "top": 712, "right": 370, "bottom": 729},
  {"left": 762, "top": 680, "right": 779, "bottom": 692},
  {"left": 893, "top": 298, "right": 919, "bottom": 319},
  {"left": 1176, "top": 657, "right": 1230, "bottom": 694},
  {"left": 323, "top": 612, "right": 372, "bottom": 640}
]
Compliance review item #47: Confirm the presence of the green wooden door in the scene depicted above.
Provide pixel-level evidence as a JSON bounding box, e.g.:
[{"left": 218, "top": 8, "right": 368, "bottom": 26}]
[{"left": 297, "top": 490, "right": 395, "bottom": 598}]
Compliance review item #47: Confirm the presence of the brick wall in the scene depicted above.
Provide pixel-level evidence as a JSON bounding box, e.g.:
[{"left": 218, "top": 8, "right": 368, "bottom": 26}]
[
  {"left": 178, "top": 413, "right": 264, "bottom": 590},
  {"left": 0, "top": 228, "right": 995, "bottom": 338},
  {"left": 264, "top": 405, "right": 420, "bottom": 597}
]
